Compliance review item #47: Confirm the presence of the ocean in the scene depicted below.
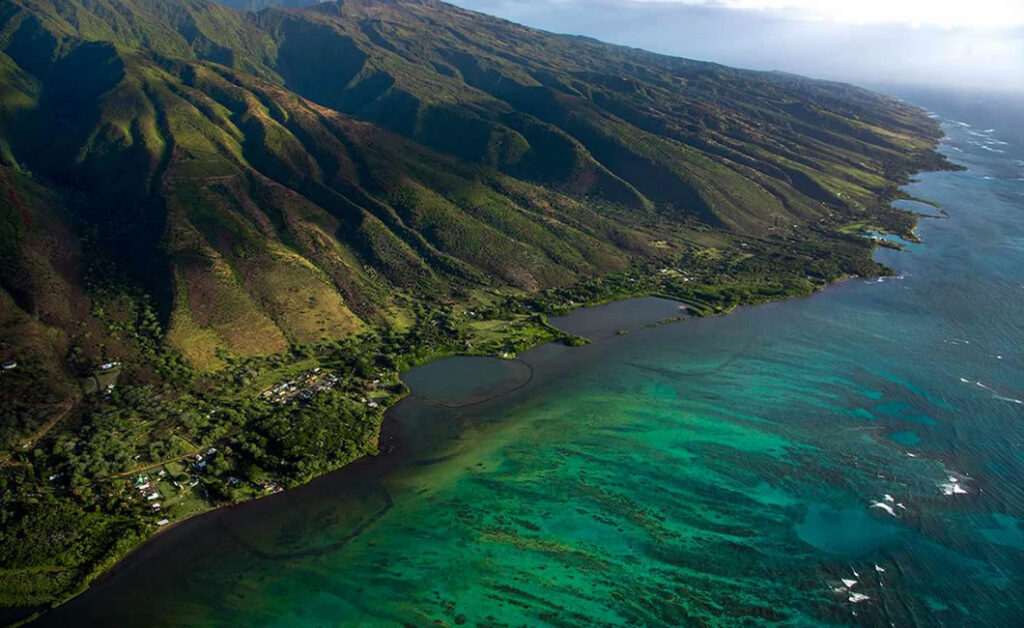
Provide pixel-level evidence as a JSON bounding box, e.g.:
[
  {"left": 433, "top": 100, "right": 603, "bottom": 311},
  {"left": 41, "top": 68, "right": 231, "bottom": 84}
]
[{"left": 29, "top": 87, "right": 1024, "bottom": 627}]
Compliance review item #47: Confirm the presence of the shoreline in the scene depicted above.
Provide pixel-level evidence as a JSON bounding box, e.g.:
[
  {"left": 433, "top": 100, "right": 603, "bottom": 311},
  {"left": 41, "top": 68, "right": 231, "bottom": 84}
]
[
  {"left": 24, "top": 103, "right": 1024, "bottom": 626},
  {"left": 5, "top": 133, "right": 957, "bottom": 628},
  {"left": 5, "top": 265, "right": 904, "bottom": 628}
]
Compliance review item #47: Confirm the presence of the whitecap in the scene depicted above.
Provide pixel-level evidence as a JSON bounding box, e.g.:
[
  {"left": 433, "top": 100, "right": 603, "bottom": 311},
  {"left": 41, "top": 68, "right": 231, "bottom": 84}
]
[
  {"left": 849, "top": 592, "right": 871, "bottom": 603},
  {"left": 995, "top": 395, "right": 1024, "bottom": 405},
  {"left": 940, "top": 482, "right": 968, "bottom": 496},
  {"left": 875, "top": 564, "right": 886, "bottom": 573},
  {"left": 884, "top": 494, "right": 894, "bottom": 503},
  {"left": 842, "top": 578, "right": 858, "bottom": 588},
  {"left": 871, "top": 502, "right": 897, "bottom": 516}
]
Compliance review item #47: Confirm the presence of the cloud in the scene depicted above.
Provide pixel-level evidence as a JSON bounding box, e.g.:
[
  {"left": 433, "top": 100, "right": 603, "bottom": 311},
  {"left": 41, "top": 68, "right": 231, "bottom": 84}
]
[
  {"left": 612, "top": 0, "right": 1024, "bottom": 29},
  {"left": 453, "top": 0, "right": 1024, "bottom": 94}
]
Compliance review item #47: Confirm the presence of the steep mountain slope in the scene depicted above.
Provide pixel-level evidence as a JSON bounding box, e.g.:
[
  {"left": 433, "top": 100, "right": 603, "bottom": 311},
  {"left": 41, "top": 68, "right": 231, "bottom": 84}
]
[
  {"left": 1, "top": 0, "right": 949, "bottom": 370},
  {"left": 0, "top": 0, "right": 955, "bottom": 610},
  {"left": 253, "top": 0, "right": 948, "bottom": 230},
  {"left": 0, "top": 0, "right": 949, "bottom": 373}
]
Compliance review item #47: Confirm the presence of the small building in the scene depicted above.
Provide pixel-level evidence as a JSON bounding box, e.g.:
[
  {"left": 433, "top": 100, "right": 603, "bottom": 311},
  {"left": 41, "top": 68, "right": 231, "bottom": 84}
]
[
  {"left": 147, "top": 492, "right": 160, "bottom": 501},
  {"left": 156, "top": 519, "right": 170, "bottom": 526}
]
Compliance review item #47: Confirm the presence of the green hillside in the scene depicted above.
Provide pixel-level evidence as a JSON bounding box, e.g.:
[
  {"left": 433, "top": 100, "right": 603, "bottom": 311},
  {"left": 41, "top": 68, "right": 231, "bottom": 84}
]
[{"left": 0, "top": 0, "right": 953, "bottom": 612}]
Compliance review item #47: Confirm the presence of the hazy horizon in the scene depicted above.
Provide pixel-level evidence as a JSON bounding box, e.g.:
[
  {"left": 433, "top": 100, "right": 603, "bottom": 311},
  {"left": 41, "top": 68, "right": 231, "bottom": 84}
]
[{"left": 450, "top": 0, "right": 1024, "bottom": 96}]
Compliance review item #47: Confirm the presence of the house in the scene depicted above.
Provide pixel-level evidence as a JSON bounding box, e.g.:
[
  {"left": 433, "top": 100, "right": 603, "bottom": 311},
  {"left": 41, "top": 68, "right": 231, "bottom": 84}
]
[
  {"left": 156, "top": 519, "right": 170, "bottom": 526},
  {"left": 136, "top": 483, "right": 151, "bottom": 492},
  {"left": 147, "top": 492, "right": 160, "bottom": 500}
]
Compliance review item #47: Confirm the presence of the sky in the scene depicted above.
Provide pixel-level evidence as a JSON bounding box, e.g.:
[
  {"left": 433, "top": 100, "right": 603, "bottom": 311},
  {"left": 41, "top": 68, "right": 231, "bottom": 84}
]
[{"left": 449, "top": 0, "right": 1024, "bottom": 95}]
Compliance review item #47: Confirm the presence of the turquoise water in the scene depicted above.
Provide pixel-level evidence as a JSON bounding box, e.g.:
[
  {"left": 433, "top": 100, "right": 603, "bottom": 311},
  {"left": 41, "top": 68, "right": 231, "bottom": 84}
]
[{"left": 31, "top": 93, "right": 1024, "bottom": 626}]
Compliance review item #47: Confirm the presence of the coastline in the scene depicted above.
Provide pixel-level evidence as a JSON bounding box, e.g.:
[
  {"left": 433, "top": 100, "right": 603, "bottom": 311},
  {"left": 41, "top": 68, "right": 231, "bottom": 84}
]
[
  {"left": 8, "top": 250, "right": 912, "bottom": 628},
  {"left": 17, "top": 91, "right": 1024, "bottom": 627},
  {"left": 4, "top": 129, "right": 956, "bottom": 628}
]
